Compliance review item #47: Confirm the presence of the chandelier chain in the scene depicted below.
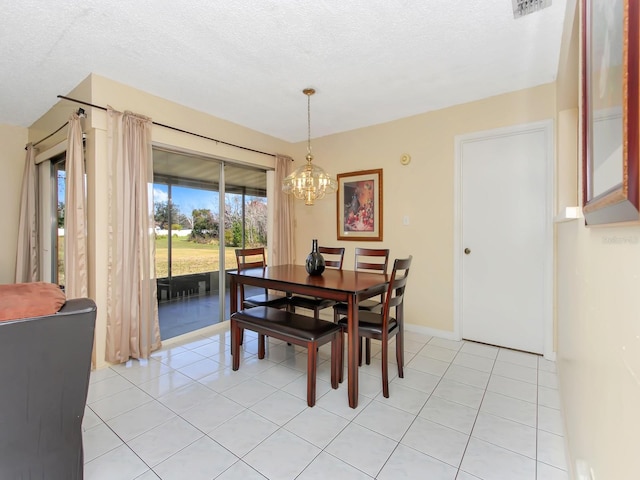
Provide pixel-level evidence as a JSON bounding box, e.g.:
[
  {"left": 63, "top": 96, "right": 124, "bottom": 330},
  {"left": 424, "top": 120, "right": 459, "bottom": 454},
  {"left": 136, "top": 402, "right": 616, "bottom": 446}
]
[{"left": 307, "top": 92, "right": 312, "bottom": 156}]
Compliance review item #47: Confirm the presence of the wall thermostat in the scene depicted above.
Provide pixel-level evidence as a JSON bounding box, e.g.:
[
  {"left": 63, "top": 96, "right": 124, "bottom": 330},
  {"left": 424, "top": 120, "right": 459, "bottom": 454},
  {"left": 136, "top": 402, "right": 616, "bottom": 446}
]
[{"left": 400, "top": 153, "right": 411, "bottom": 165}]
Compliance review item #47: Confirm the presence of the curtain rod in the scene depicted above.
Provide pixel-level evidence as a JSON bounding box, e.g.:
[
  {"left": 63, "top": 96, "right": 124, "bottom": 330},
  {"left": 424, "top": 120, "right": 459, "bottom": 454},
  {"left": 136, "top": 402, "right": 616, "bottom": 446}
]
[
  {"left": 30, "top": 108, "right": 85, "bottom": 149},
  {"left": 31, "top": 121, "right": 68, "bottom": 149},
  {"left": 53, "top": 94, "right": 277, "bottom": 158}
]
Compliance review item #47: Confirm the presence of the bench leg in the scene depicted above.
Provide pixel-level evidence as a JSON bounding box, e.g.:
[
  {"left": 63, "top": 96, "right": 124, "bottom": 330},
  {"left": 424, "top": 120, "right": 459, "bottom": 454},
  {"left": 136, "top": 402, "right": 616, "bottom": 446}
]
[
  {"left": 231, "top": 320, "right": 241, "bottom": 371},
  {"left": 306, "top": 341, "right": 317, "bottom": 407},
  {"left": 258, "top": 334, "right": 266, "bottom": 359}
]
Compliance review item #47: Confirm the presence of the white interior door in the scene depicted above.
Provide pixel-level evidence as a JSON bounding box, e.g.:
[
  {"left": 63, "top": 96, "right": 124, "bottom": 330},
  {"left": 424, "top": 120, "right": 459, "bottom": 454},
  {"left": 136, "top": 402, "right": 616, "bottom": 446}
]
[{"left": 456, "top": 121, "right": 552, "bottom": 355}]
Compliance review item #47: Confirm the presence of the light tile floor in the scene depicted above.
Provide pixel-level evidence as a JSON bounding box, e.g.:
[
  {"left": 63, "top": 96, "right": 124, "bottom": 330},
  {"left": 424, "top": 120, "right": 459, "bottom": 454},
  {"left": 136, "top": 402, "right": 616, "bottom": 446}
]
[{"left": 83, "top": 326, "right": 569, "bottom": 480}]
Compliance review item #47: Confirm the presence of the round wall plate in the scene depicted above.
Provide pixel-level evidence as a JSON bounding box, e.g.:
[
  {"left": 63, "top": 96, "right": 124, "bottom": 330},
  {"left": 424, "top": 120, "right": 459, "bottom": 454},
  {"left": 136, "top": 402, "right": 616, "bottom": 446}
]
[{"left": 400, "top": 153, "right": 411, "bottom": 165}]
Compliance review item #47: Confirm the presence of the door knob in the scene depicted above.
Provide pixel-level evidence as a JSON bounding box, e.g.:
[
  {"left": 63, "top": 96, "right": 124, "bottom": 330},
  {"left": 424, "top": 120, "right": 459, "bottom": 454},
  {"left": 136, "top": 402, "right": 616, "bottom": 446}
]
[{"left": 464, "top": 248, "right": 471, "bottom": 254}]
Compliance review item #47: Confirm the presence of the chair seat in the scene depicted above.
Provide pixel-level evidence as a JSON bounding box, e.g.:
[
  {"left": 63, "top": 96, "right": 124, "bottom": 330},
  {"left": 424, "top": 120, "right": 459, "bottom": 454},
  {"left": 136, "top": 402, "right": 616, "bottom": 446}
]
[
  {"left": 288, "top": 294, "right": 337, "bottom": 311},
  {"left": 333, "top": 299, "right": 381, "bottom": 315},
  {"left": 337, "top": 310, "right": 398, "bottom": 336},
  {"left": 232, "top": 306, "right": 341, "bottom": 342},
  {"left": 243, "top": 293, "right": 290, "bottom": 309}
]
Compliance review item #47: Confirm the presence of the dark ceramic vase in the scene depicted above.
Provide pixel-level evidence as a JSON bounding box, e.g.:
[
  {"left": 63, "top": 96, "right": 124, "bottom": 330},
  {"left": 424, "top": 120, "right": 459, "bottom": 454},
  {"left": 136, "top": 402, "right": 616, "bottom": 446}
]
[{"left": 305, "top": 239, "right": 325, "bottom": 276}]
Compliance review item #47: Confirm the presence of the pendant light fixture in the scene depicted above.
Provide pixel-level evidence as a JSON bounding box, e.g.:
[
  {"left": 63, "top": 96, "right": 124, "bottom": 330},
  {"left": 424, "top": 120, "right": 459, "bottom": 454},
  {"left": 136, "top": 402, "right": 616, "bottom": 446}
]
[{"left": 282, "top": 88, "right": 338, "bottom": 206}]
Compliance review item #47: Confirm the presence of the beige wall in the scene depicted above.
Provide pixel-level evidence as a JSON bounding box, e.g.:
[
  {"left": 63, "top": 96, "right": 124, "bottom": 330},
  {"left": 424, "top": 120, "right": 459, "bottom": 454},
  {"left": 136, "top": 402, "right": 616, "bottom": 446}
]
[
  {"left": 291, "top": 84, "right": 556, "bottom": 336},
  {"left": 556, "top": 221, "right": 640, "bottom": 479},
  {"left": 0, "top": 124, "right": 28, "bottom": 284}
]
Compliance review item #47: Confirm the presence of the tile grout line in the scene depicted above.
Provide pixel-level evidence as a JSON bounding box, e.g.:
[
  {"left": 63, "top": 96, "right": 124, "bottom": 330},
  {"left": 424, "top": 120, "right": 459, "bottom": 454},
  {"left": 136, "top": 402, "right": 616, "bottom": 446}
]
[{"left": 452, "top": 345, "right": 498, "bottom": 479}]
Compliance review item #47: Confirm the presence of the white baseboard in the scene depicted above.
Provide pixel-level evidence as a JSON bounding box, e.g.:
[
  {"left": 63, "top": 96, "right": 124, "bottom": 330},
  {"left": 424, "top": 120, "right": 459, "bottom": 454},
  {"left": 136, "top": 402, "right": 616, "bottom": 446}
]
[{"left": 404, "top": 323, "right": 459, "bottom": 341}]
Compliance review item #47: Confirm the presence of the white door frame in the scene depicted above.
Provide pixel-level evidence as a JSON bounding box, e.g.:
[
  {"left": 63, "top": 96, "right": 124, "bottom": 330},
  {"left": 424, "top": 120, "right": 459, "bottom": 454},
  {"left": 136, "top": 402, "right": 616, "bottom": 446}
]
[{"left": 453, "top": 120, "right": 555, "bottom": 360}]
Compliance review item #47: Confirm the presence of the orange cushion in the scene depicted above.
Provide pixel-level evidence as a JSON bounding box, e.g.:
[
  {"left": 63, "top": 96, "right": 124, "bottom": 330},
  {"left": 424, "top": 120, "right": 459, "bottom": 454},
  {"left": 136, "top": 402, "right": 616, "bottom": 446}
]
[{"left": 0, "top": 282, "right": 66, "bottom": 322}]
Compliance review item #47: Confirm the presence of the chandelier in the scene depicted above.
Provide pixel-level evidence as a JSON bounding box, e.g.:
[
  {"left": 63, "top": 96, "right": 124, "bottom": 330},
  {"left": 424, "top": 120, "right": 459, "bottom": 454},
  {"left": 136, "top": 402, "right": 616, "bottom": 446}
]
[{"left": 282, "top": 88, "right": 338, "bottom": 206}]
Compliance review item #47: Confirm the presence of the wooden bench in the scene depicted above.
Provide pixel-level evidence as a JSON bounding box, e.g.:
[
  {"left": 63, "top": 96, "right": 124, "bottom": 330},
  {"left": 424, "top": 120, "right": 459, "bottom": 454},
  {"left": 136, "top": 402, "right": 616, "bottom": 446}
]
[{"left": 230, "top": 306, "right": 342, "bottom": 407}]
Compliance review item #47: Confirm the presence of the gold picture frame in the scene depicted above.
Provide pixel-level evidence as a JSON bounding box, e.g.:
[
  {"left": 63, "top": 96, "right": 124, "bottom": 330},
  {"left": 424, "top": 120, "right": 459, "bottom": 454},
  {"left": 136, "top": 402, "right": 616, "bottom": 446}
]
[{"left": 336, "top": 169, "right": 383, "bottom": 241}]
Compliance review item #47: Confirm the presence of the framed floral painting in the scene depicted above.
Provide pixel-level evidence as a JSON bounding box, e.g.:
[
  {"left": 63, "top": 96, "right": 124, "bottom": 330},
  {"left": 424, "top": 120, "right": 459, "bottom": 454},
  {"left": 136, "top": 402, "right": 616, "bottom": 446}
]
[{"left": 336, "top": 169, "right": 383, "bottom": 241}]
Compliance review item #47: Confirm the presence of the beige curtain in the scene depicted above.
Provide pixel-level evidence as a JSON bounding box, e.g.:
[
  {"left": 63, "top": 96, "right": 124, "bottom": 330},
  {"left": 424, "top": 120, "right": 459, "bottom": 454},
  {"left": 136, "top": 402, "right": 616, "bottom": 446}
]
[
  {"left": 272, "top": 154, "right": 295, "bottom": 265},
  {"left": 106, "top": 107, "right": 161, "bottom": 363},
  {"left": 15, "top": 144, "right": 39, "bottom": 283},
  {"left": 64, "top": 112, "right": 88, "bottom": 299}
]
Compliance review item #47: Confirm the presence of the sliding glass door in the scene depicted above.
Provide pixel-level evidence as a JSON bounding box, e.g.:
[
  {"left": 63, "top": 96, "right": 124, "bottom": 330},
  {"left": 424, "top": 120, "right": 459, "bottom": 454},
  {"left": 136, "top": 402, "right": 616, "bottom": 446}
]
[
  {"left": 153, "top": 148, "right": 268, "bottom": 339},
  {"left": 52, "top": 154, "right": 66, "bottom": 287}
]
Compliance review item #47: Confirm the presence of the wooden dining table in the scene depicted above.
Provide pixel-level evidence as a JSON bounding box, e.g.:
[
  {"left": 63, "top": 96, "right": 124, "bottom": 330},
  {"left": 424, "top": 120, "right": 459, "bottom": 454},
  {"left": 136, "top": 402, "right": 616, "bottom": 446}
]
[{"left": 228, "top": 264, "right": 390, "bottom": 408}]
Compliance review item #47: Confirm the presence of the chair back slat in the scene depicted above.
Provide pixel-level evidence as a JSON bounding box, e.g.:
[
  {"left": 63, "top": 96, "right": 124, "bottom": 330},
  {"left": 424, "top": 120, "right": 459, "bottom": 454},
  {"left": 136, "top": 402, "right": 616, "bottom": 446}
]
[
  {"left": 319, "top": 246, "right": 346, "bottom": 270},
  {"left": 235, "top": 247, "right": 267, "bottom": 272},
  {"left": 354, "top": 247, "right": 389, "bottom": 274}
]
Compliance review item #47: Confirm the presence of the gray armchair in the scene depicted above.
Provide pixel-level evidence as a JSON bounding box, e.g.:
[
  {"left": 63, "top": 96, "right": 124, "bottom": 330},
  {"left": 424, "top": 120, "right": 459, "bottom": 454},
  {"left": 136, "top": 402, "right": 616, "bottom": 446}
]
[{"left": 0, "top": 298, "right": 97, "bottom": 480}]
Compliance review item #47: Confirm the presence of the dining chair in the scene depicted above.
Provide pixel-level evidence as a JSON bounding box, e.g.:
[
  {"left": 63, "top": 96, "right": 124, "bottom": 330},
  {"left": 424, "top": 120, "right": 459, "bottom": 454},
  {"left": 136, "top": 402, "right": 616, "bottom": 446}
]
[
  {"left": 234, "top": 247, "right": 290, "bottom": 310},
  {"left": 333, "top": 247, "right": 390, "bottom": 364},
  {"left": 337, "top": 255, "right": 412, "bottom": 398},
  {"left": 234, "top": 247, "right": 290, "bottom": 346},
  {"left": 288, "top": 246, "right": 346, "bottom": 319}
]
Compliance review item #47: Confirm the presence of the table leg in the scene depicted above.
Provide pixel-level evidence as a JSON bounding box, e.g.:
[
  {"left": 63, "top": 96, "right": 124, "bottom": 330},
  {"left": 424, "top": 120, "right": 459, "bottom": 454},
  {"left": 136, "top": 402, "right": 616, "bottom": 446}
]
[
  {"left": 347, "top": 293, "right": 359, "bottom": 408},
  {"left": 230, "top": 277, "right": 238, "bottom": 356}
]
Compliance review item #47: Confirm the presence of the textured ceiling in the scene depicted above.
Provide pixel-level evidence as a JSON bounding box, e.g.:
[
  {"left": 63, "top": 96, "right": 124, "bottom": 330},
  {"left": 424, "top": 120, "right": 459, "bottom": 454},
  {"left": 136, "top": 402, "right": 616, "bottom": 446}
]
[{"left": 0, "top": 0, "right": 568, "bottom": 142}]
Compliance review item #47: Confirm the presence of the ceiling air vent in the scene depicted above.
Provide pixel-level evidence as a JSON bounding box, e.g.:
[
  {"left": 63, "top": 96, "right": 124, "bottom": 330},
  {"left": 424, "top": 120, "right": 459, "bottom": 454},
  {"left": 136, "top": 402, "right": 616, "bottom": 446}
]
[{"left": 512, "top": 0, "right": 552, "bottom": 18}]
